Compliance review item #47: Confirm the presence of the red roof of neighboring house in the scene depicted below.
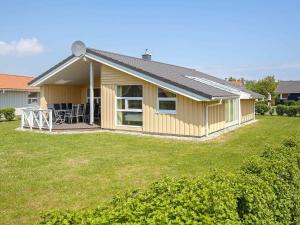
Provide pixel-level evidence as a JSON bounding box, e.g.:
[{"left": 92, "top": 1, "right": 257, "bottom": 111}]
[
  {"left": 229, "top": 80, "right": 243, "bottom": 86},
  {"left": 0, "top": 74, "right": 39, "bottom": 91}
]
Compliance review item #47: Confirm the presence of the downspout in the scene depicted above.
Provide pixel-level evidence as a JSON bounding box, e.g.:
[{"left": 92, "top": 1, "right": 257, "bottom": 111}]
[{"left": 205, "top": 99, "right": 223, "bottom": 137}]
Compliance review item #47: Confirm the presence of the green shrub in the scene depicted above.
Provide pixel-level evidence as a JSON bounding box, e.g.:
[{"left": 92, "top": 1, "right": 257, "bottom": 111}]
[
  {"left": 286, "top": 106, "right": 298, "bottom": 117},
  {"left": 1, "top": 108, "right": 15, "bottom": 121},
  {"left": 0, "top": 110, "right": 3, "bottom": 120},
  {"left": 255, "top": 102, "right": 270, "bottom": 115},
  {"left": 276, "top": 105, "right": 287, "bottom": 116},
  {"left": 37, "top": 136, "right": 300, "bottom": 225},
  {"left": 285, "top": 100, "right": 297, "bottom": 106}
]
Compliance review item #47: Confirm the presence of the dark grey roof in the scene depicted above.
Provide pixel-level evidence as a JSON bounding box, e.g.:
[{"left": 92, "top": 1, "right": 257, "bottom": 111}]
[
  {"left": 276, "top": 81, "right": 300, "bottom": 94},
  {"left": 87, "top": 48, "right": 237, "bottom": 99},
  {"left": 30, "top": 47, "right": 262, "bottom": 99}
]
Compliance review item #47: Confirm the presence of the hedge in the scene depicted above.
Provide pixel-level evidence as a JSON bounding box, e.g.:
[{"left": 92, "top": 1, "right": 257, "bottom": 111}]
[
  {"left": 0, "top": 108, "right": 15, "bottom": 121},
  {"left": 37, "top": 136, "right": 300, "bottom": 225},
  {"left": 276, "top": 105, "right": 300, "bottom": 117}
]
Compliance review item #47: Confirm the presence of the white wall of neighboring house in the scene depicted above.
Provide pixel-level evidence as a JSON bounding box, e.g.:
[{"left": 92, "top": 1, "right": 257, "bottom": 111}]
[{"left": 0, "top": 90, "right": 40, "bottom": 115}]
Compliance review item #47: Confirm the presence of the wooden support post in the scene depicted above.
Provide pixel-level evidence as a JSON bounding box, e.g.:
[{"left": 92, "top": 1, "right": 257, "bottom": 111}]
[{"left": 89, "top": 61, "right": 94, "bottom": 125}]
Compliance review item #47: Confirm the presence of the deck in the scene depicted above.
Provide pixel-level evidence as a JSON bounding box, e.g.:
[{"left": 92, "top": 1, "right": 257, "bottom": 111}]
[{"left": 52, "top": 122, "right": 101, "bottom": 130}]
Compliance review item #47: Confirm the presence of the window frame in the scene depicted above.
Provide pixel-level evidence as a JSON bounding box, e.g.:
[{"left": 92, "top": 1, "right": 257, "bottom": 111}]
[
  {"left": 157, "top": 87, "right": 177, "bottom": 114},
  {"left": 115, "top": 85, "right": 143, "bottom": 127},
  {"left": 28, "top": 92, "right": 39, "bottom": 105},
  {"left": 224, "top": 98, "right": 239, "bottom": 127}
]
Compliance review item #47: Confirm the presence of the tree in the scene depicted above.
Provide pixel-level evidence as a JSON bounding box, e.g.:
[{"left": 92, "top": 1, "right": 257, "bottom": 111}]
[{"left": 245, "top": 76, "right": 278, "bottom": 99}]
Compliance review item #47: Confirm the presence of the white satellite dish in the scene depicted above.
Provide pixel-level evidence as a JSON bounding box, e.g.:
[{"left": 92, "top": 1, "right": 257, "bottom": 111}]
[{"left": 71, "top": 40, "right": 86, "bottom": 56}]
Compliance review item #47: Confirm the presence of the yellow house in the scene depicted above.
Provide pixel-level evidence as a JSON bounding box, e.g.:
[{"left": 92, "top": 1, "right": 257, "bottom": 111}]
[{"left": 27, "top": 41, "right": 262, "bottom": 137}]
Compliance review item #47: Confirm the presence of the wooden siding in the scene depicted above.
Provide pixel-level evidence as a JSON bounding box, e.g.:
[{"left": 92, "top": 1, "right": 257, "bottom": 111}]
[
  {"left": 241, "top": 99, "right": 255, "bottom": 123},
  {"left": 208, "top": 102, "right": 225, "bottom": 134},
  {"left": 100, "top": 65, "right": 206, "bottom": 136},
  {"left": 39, "top": 85, "right": 83, "bottom": 109}
]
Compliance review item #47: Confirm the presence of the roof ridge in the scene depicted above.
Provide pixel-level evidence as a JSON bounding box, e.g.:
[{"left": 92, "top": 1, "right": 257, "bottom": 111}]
[{"left": 87, "top": 48, "right": 198, "bottom": 72}]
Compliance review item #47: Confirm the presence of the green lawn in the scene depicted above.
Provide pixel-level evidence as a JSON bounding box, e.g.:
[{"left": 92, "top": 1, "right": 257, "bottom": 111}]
[{"left": 0, "top": 116, "right": 299, "bottom": 225}]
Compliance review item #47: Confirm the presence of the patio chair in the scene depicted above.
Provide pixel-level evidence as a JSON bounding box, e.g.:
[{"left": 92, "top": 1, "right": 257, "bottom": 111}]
[
  {"left": 67, "top": 103, "right": 72, "bottom": 110},
  {"left": 94, "top": 103, "right": 100, "bottom": 123},
  {"left": 54, "top": 109, "right": 65, "bottom": 124},
  {"left": 61, "top": 103, "right": 67, "bottom": 110},
  {"left": 65, "top": 104, "right": 79, "bottom": 124},
  {"left": 77, "top": 104, "right": 85, "bottom": 122},
  {"left": 53, "top": 103, "right": 61, "bottom": 110},
  {"left": 84, "top": 103, "right": 90, "bottom": 123}
]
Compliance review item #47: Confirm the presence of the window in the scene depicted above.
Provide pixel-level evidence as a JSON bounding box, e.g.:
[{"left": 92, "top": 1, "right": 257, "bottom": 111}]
[
  {"left": 87, "top": 88, "right": 101, "bottom": 104},
  {"left": 225, "top": 99, "right": 239, "bottom": 124},
  {"left": 28, "top": 92, "right": 38, "bottom": 104},
  {"left": 157, "top": 88, "right": 176, "bottom": 114},
  {"left": 116, "top": 85, "right": 143, "bottom": 126}
]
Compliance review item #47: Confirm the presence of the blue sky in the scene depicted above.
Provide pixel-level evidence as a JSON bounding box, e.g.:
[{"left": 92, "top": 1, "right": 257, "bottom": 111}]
[{"left": 0, "top": 0, "right": 300, "bottom": 80}]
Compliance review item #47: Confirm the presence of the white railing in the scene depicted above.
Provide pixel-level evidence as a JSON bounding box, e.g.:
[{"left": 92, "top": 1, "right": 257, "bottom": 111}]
[{"left": 21, "top": 108, "right": 52, "bottom": 131}]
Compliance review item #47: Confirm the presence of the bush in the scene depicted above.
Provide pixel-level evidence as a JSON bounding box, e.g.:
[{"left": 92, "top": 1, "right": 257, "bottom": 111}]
[
  {"left": 255, "top": 102, "right": 270, "bottom": 115},
  {"left": 37, "top": 136, "right": 300, "bottom": 225},
  {"left": 286, "top": 106, "right": 299, "bottom": 117},
  {"left": 285, "top": 100, "right": 297, "bottom": 106},
  {"left": 276, "top": 105, "right": 287, "bottom": 116},
  {"left": 0, "top": 108, "right": 15, "bottom": 121}
]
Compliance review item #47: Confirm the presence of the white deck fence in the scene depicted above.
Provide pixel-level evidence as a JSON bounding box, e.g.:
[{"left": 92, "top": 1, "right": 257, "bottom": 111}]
[{"left": 21, "top": 108, "right": 52, "bottom": 131}]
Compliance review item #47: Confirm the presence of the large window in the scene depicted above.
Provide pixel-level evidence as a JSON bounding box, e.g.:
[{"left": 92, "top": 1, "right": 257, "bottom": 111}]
[
  {"left": 116, "top": 85, "right": 143, "bottom": 126},
  {"left": 28, "top": 92, "right": 38, "bottom": 105},
  {"left": 225, "top": 99, "right": 239, "bottom": 125},
  {"left": 87, "top": 88, "right": 101, "bottom": 104},
  {"left": 157, "top": 88, "right": 176, "bottom": 114}
]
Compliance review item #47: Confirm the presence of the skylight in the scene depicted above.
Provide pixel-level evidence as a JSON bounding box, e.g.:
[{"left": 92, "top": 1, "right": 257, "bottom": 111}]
[{"left": 184, "top": 75, "right": 241, "bottom": 95}]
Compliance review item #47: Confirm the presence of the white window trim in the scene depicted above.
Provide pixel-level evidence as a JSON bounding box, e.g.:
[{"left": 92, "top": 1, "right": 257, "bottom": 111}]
[
  {"left": 115, "top": 85, "right": 143, "bottom": 127},
  {"left": 157, "top": 88, "right": 177, "bottom": 114},
  {"left": 28, "top": 92, "right": 39, "bottom": 105}
]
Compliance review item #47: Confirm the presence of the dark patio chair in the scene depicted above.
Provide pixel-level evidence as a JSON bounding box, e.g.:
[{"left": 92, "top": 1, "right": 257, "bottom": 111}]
[
  {"left": 53, "top": 103, "right": 61, "bottom": 110},
  {"left": 65, "top": 104, "right": 79, "bottom": 124},
  {"left": 67, "top": 103, "right": 72, "bottom": 110},
  {"left": 61, "top": 103, "right": 67, "bottom": 110},
  {"left": 84, "top": 103, "right": 90, "bottom": 123},
  {"left": 77, "top": 104, "right": 85, "bottom": 122},
  {"left": 94, "top": 103, "right": 100, "bottom": 123}
]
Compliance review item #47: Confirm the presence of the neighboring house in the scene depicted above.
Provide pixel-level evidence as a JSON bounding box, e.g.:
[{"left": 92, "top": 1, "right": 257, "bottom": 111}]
[
  {"left": 276, "top": 80, "right": 300, "bottom": 102},
  {"left": 28, "top": 42, "right": 262, "bottom": 137},
  {"left": 0, "top": 74, "right": 40, "bottom": 115}
]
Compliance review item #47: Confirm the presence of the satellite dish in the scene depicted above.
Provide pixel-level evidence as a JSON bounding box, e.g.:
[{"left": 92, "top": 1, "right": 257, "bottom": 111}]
[{"left": 71, "top": 40, "right": 86, "bottom": 56}]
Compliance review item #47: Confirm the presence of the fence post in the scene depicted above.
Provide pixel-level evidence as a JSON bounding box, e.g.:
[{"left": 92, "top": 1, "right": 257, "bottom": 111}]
[
  {"left": 39, "top": 110, "right": 43, "bottom": 130},
  {"left": 49, "top": 110, "right": 52, "bottom": 132},
  {"left": 30, "top": 111, "right": 33, "bottom": 130}
]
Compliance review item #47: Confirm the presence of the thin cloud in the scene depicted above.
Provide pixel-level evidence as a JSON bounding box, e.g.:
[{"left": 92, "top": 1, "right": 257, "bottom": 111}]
[{"left": 0, "top": 38, "right": 44, "bottom": 56}]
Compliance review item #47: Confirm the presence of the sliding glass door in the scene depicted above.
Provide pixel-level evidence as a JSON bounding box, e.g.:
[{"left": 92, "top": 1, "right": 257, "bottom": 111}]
[{"left": 225, "top": 99, "right": 239, "bottom": 127}]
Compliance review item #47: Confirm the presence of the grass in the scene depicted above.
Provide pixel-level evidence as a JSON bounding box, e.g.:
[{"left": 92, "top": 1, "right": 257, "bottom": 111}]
[{"left": 0, "top": 116, "right": 299, "bottom": 225}]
